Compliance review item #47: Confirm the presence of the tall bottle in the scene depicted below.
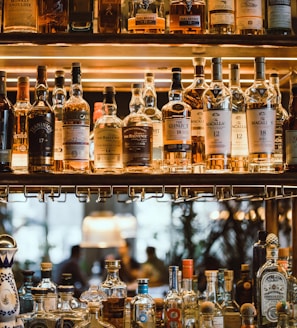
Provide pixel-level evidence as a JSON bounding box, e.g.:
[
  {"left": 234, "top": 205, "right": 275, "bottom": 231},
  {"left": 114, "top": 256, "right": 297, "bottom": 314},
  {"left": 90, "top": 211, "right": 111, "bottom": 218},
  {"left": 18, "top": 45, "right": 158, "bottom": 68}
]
[
  {"left": 142, "top": 72, "right": 163, "bottom": 172},
  {"left": 93, "top": 86, "right": 123, "bottom": 173},
  {"left": 236, "top": 0, "right": 263, "bottom": 34},
  {"left": 208, "top": 0, "right": 235, "bottom": 34},
  {"left": 184, "top": 57, "right": 208, "bottom": 173},
  {"left": 0, "top": 71, "right": 14, "bottom": 173},
  {"left": 63, "top": 62, "right": 90, "bottom": 173},
  {"left": 203, "top": 57, "right": 232, "bottom": 172},
  {"left": 130, "top": 278, "right": 156, "bottom": 328},
  {"left": 269, "top": 72, "right": 288, "bottom": 172},
  {"left": 100, "top": 260, "right": 127, "bottom": 328},
  {"left": 122, "top": 83, "right": 153, "bottom": 172},
  {"left": 53, "top": 70, "right": 67, "bottom": 172},
  {"left": 229, "top": 63, "right": 248, "bottom": 172},
  {"left": 68, "top": 0, "right": 93, "bottom": 32},
  {"left": 266, "top": 0, "right": 292, "bottom": 35},
  {"left": 164, "top": 266, "right": 183, "bottom": 328},
  {"left": 256, "top": 233, "right": 288, "bottom": 328},
  {"left": 28, "top": 65, "right": 55, "bottom": 173},
  {"left": 162, "top": 67, "right": 192, "bottom": 173},
  {"left": 245, "top": 57, "right": 276, "bottom": 173}
]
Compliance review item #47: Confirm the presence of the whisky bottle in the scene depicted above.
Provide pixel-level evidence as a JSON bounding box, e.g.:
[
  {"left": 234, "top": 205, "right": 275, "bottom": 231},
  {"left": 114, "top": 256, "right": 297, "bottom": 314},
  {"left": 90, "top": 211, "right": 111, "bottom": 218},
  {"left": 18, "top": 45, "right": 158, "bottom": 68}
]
[
  {"left": 93, "top": 86, "right": 123, "bottom": 173},
  {"left": 127, "top": 0, "right": 165, "bottom": 33},
  {"left": 169, "top": 0, "right": 206, "bottom": 34},
  {"left": 245, "top": 57, "right": 276, "bottom": 173},
  {"left": 0, "top": 71, "right": 14, "bottom": 173},
  {"left": 12, "top": 76, "right": 31, "bottom": 173},
  {"left": 203, "top": 57, "right": 232, "bottom": 172},
  {"left": 208, "top": 0, "right": 235, "bottom": 34},
  {"left": 38, "top": 0, "right": 69, "bottom": 33},
  {"left": 269, "top": 72, "right": 288, "bottom": 172},
  {"left": 266, "top": 0, "right": 292, "bottom": 35},
  {"left": 3, "top": 0, "right": 38, "bottom": 33},
  {"left": 235, "top": 264, "right": 253, "bottom": 307},
  {"left": 256, "top": 233, "right": 288, "bottom": 328},
  {"left": 236, "top": 0, "right": 264, "bottom": 34},
  {"left": 162, "top": 67, "right": 192, "bottom": 173},
  {"left": 184, "top": 57, "right": 208, "bottom": 173},
  {"left": 28, "top": 65, "right": 55, "bottom": 173},
  {"left": 122, "top": 83, "right": 153, "bottom": 172},
  {"left": 229, "top": 63, "right": 248, "bottom": 172},
  {"left": 69, "top": 0, "right": 93, "bottom": 32},
  {"left": 96, "top": 0, "right": 121, "bottom": 33},
  {"left": 52, "top": 70, "right": 67, "bottom": 172},
  {"left": 63, "top": 62, "right": 90, "bottom": 173},
  {"left": 142, "top": 72, "right": 163, "bottom": 172}
]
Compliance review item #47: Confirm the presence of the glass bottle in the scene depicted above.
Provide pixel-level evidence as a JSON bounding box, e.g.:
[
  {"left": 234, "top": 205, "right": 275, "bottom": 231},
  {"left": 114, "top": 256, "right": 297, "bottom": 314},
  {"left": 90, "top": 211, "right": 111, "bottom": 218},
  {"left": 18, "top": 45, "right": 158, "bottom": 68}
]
[
  {"left": 216, "top": 268, "right": 225, "bottom": 306},
  {"left": 229, "top": 63, "right": 248, "bottom": 172},
  {"left": 79, "top": 302, "right": 116, "bottom": 328},
  {"left": 0, "top": 71, "right": 15, "bottom": 173},
  {"left": 236, "top": 0, "right": 263, "bottom": 34},
  {"left": 63, "top": 62, "right": 90, "bottom": 173},
  {"left": 93, "top": 86, "right": 123, "bottom": 173},
  {"left": 18, "top": 270, "right": 35, "bottom": 315},
  {"left": 276, "top": 301, "right": 290, "bottom": 328},
  {"left": 245, "top": 57, "right": 276, "bottom": 173},
  {"left": 169, "top": 0, "right": 206, "bottom": 34},
  {"left": 256, "top": 233, "right": 288, "bottom": 328},
  {"left": 127, "top": 0, "right": 165, "bottom": 33},
  {"left": 164, "top": 266, "right": 183, "bottom": 328},
  {"left": 235, "top": 264, "right": 253, "bottom": 307},
  {"left": 38, "top": 0, "right": 69, "bottom": 33},
  {"left": 184, "top": 57, "right": 208, "bottom": 173},
  {"left": 3, "top": 0, "right": 38, "bottom": 33},
  {"left": 12, "top": 76, "right": 31, "bottom": 173},
  {"left": 130, "top": 278, "right": 156, "bottom": 328},
  {"left": 269, "top": 72, "right": 288, "bottom": 172},
  {"left": 53, "top": 70, "right": 67, "bottom": 173},
  {"left": 162, "top": 67, "right": 192, "bottom": 173},
  {"left": 221, "top": 270, "right": 241, "bottom": 328},
  {"left": 203, "top": 57, "right": 232, "bottom": 172},
  {"left": 68, "top": 0, "right": 93, "bottom": 32},
  {"left": 142, "top": 72, "right": 163, "bottom": 173},
  {"left": 204, "top": 271, "right": 224, "bottom": 328},
  {"left": 99, "top": 260, "right": 127, "bottom": 328},
  {"left": 95, "top": 0, "right": 121, "bottom": 33},
  {"left": 200, "top": 301, "right": 215, "bottom": 328},
  {"left": 122, "top": 83, "right": 153, "bottom": 173},
  {"left": 37, "top": 262, "right": 58, "bottom": 312},
  {"left": 266, "top": 0, "right": 292, "bottom": 35},
  {"left": 208, "top": 0, "right": 235, "bottom": 34},
  {"left": 240, "top": 303, "right": 256, "bottom": 328}
]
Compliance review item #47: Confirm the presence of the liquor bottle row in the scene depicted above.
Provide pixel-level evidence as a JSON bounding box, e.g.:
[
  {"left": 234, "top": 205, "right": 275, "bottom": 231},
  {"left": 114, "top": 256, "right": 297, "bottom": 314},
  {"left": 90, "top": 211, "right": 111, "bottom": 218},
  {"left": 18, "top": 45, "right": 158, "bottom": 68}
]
[
  {"left": 0, "top": 0, "right": 294, "bottom": 35},
  {"left": 1, "top": 56, "right": 297, "bottom": 174}
]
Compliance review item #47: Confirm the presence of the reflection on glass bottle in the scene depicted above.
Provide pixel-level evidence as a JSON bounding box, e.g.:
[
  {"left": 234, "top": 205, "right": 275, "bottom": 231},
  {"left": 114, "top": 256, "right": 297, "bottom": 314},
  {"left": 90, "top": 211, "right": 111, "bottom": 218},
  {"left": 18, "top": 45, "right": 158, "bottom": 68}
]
[
  {"left": 96, "top": 0, "right": 121, "bottom": 33},
  {"left": 69, "top": 0, "right": 93, "bottom": 32}
]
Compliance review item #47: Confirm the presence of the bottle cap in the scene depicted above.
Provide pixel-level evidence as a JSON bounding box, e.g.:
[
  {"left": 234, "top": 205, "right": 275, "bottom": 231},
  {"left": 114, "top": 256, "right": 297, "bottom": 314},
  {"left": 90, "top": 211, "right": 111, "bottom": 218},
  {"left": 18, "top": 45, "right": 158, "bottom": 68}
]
[
  {"left": 18, "top": 76, "right": 30, "bottom": 84},
  {"left": 172, "top": 67, "right": 181, "bottom": 72},
  {"left": 224, "top": 270, "right": 233, "bottom": 280},
  {"left": 212, "top": 57, "right": 222, "bottom": 64},
  {"left": 193, "top": 57, "right": 206, "bottom": 67},
  {"left": 145, "top": 72, "right": 154, "bottom": 77},
  {"left": 241, "top": 263, "right": 249, "bottom": 271},
  {"left": 0, "top": 71, "right": 6, "bottom": 78},
  {"left": 266, "top": 233, "right": 279, "bottom": 246},
  {"left": 104, "top": 86, "right": 115, "bottom": 93},
  {"left": 182, "top": 259, "right": 193, "bottom": 279},
  {"left": 255, "top": 57, "right": 265, "bottom": 63}
]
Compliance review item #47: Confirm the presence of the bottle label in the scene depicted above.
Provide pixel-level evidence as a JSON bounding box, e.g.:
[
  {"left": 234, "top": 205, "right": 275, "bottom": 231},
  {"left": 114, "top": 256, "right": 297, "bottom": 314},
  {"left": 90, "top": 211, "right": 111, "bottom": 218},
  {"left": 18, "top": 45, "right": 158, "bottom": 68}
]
[
  {"left": 236, "top": 0, "right": 263, "bottom": 30},
  {"left": 63, "top": 125, "right": 90, "bottom": 160},
  {"left": 285, "top": 130, "right": 297, "bottom": 165},
  {"left": 231, "top": 112, "right": 248, "bottom": 156},
  {"left": 191, "top": 109, "right": 205, "bottom": 137},
  {"left": 54, "top": 120, "right": 63, "bottom": 160},
  {"left": 260, "top": 271, "right": 287, "bottom": 321},
  {"left": 0, "top": 149, "right": 11, "bottom": 162},
  {"left": 224, "top": 312, "right": 241, "bottom": 328},
  {"left": 209, "top": 0, "right": 234, "bottom": 10},
  {"left": 152, "top": 121, "right": 163, "bottom": 148},
  {"left": 210, "top": 13, "right": 235, "bottom": 25},
  {"left": 135, "top": 13, "right": 157, "bottom": 25},
  {"left": 213, "top": 315, "right": 224, "bottom": 328},
  {"left": 164, "top": 117, "right": 191, "bottom": 142},
  {"left": 246, "top": 108, "right": 276, "bottom": 154},
  {"left": 179, "top": 15, "right": 201, "bottom": 27},
  {"left": 4, "top": 0, "right": 37, "bottom": 30},
  {"left": 268, "top": 0, "right": 291, "bottom": 29},
  {"left": 166, "top": 308, "right": 182, "bottom": 327}
]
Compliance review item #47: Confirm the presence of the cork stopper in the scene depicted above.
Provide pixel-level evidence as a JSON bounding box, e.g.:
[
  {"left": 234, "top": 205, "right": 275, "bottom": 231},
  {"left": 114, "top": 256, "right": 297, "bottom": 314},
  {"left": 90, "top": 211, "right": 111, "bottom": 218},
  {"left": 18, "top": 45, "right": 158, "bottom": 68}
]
[
  {"left": 241, "top": 264, "right": 250, "bottom": 271},
  {"left": 240, "top": 303, "right": 257, "bottom": 317},
  {"left": 40, "top": 262, "right": 52, "bottom": 270},
  {"left": 200, "top": 301, "right": 215, "bottom": 314}
]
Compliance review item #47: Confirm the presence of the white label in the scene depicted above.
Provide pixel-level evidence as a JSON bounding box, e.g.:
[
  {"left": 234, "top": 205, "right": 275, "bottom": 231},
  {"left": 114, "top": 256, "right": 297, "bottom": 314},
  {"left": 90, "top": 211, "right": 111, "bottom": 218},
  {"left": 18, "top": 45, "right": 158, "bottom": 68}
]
[
  {"left": 285, "top": 130, "right": 297, "bottom": 165},
  {"left": 210, "top": 13, "right": 235, "bottom": 25},
  {"left": 63, "top": 125, "right": 90, "bottom": 160},
  {"left": 54, "top": 120, "right": 63, "bottom": 160},
  {"left": 135, "top": 13, "right": 157, "bottom": 25},
  {"left": 164, "top": 117, "right": 191, "bottom": 142},
  {"left": 236, "top": 0, "right": 263, "bottom": 29},
  {"left": 191, "top": 109, "right": 205, "bottom": 137},
  {"left": 231, "top": 112, "right": 248, "bottom": 156},
  {"left": 179, "top": 15, "right": 201, "bottom": 27},
  {"left": 213, "top": 315, "right": 224, "bottom": 328},
  {"left": 209, "top": 0, "right": 234, "bottom": 10},
  {"left": 153, "top": 121, "right": 163, "bottom": 148},
  {"left": 268, "top": 2, "right": 292, "bottom": 29}
]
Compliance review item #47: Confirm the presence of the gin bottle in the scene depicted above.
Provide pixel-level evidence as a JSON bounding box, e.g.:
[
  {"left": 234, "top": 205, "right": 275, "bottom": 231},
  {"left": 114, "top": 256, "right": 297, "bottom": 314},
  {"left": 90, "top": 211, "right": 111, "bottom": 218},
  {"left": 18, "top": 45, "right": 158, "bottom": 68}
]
[
  {"left": 130, "top": 278, "right": 156, "bottom": 328},
  {"left": 203, "top": 57, "right": 232, "bottom": 172},
  {"left": 28, "top": 65, "right": 55, "bottom": 173},
  {"left": 63, "top": 62, "right": 90, "bottom": 173},
  {"left": 93, "top": 86, "right": 123, "bottom": 173},
  {"left": 162, "top": 67, "right": 192, "bottom": 173},
  {"left": 12, "top": 76, "right": 31, "bottom": 173},
  {"left": 184, "top": 57, "right": 208, "bottom": 173},
  {"left": 208, "top": 0, "right": 235, "bottom": 34},
  {"left": 245, "top": 57, "right": 276, "bottom": 173}
]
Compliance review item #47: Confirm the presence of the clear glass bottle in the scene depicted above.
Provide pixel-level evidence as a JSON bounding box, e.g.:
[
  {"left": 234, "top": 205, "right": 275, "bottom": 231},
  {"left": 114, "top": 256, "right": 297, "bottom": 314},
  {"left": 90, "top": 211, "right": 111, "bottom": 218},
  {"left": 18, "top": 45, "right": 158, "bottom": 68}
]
[
  {"left": 236, "top": 0, "right": 263, "bottom": 34},
  {"left": 203, "top": 57, "right": 232, "bottom": 172},
  {"left": 245, "top": 57, "right": 276, "bottom": 173},
  {"left": 256, "top": 233, "right": 288, "bottom": 328},
  {"left": 38, "top": 0, "right": 69, "bottom": 33},
  {"left": 142, "top": 72, "right": 163, "bottom": 173},
  {"left": 266, "top": 0, "right": 292, "bottom": 35},
  {"left": 53, "top": 70, "right": 67, "bottom": 172},
  {"left": 95, "top": 0, "right": 121, "bottom": 33},
  {"left": 68, "top": 0, "right": 93, "bottom": 32},
  {"left": 184, "top": 57, "right": 208, "bottom": 173},
  {"left": 162, "top": 67, "right": 192, "bottom": 173},
  {"left": 79, "top": 302, "right": 116, "bottom": 328},
  {"left": 240, "top": 303, "right": 256, "bottom": 328},
  {"left": 12, "top": 76, "right": 31, "bottom": 173},
  {"left": 99, "top": 260, "right": 127, "bottom": 328},
  {"left": 0, "top": 71, "right": 15, "bottom": 173},
  {"left": 3, "top": 0, "right": 38, "bottom": 33},
  {"left": 235, "top": 264, "right": 253, "bottom": 307},
  {"left": 122, "top": 83, "right": 153, "bottom": 173},
  {"left": 269, "top": 71, "right": 288, "bottom": 172},
  {"left": 208, "top": 0, "right": 235, "bottom": 34},
  {"left": 27, "top": 65, "right": 55, "bottom": 173},
  {"left": 93, "top": 86, "right": 123, "bottom": 173},
  {"left": 127, "top": 0, "right": 165, "bottom": 33},
  {"left": 63, "top": 62, "right": 90, "bottom": 173},
  {"left": 229, "top": 63, "right": 248, "bottom": 172},
  {"left": 164, "top": 266, "right": 183, "bottom": 328},
  {"left": 200, "top": 301, "right": 215, "bottom": 328},
  {"left": 130, "top": 278, "right": 156, "bottom": 328},
  {"left": 18, "top": 270, "right": 35, "bottom": 315},
  {"left": 169, "top": 0, "right": 206, "bottom": 34}
]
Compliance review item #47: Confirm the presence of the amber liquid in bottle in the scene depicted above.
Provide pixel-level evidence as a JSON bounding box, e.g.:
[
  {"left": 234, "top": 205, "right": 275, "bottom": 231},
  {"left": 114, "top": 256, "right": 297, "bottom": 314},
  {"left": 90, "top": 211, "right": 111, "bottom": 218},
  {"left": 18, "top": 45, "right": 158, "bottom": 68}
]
[{"left": 97, "top": 0, "right": 121, "bottom": 33}]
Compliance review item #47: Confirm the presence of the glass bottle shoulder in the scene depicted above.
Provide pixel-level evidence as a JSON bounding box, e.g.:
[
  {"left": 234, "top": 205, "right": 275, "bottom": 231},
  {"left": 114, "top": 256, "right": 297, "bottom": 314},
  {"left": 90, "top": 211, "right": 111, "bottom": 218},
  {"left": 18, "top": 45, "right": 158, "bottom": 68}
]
[
  {"left": 123, "top": 111, "right": 153, "bottom": 127},
  {"left": 162, "top": 99, "right": 191, "bottom": 114},
  {"left": 245, "top": 81, "right": 276, "bottom": 106},
  {"left": 142, "top": 106, "right": 162, "bottom": 121},
  {"left": 14, "top": 100, "right": 32, "bottom": 112},
  {"left": 203, "top": 82, "right": 231, "bottom": 110},
  {"left": 94, "top": 115, "right": 123, "bottom": 129},
  {"left": 29, "top": 100, "right": 54, "bottom": 114},
  {"left": 131, "top": 293, "right": 155, "bottom": 305},
  {"left": 64, "top": 94, "right": 90, "bottom": 111}
]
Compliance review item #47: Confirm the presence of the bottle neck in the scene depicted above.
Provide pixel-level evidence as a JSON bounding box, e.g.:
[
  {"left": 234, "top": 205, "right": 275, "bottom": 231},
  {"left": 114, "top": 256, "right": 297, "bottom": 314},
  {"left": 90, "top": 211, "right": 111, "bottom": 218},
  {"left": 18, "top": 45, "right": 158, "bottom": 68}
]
[
  {"left": 206, "top": 278, "right": 218, "bottom": 303},
  {"left": 169, "top": 72, "right": 183, "bottom": 101},
  {"left": 255, "top": 60, "right": 266, "bottom": 81},
  {"left": 212, "top": 62, "right": 222, "bottom": 82},
  {"left": 138, "top": 283, "right": 149, "bottom": 295},
  {"left": 169, "top": 268, "right": 179, "bottom": 292},
  {"left": 17, "top": 82, "right": 30, "bottom": 102},
  {"left": 229, "top": 66, "right": 240, "bottom": 88},
  {"left": 59, "top": 292, "right": 74, "bottom": 311},
  {"left": 0, "top": 77, "right": 7, "bottom": 96},
  {"left": 182, "top": 278, "right": 193, "bottom": 291},
  {"left": 71, "top": 70, "right": 83, "bottom": 97},
  {"left": 130, "top": 89, "right": 144, "bottom": 113},
  {"left": 34, "top": 296, "right": 46, "bottom": 314},
  {"left": 103, "top": 92, "right": 117, "bottom": 115},
  {"left": 53, "top": 87, "right": 67, "bottom": 106},
  {"left": 270, "top": 76, "right": 282, "bottom": 105}
]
